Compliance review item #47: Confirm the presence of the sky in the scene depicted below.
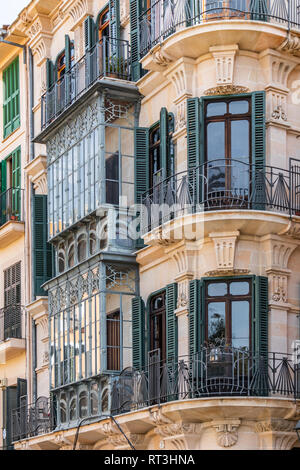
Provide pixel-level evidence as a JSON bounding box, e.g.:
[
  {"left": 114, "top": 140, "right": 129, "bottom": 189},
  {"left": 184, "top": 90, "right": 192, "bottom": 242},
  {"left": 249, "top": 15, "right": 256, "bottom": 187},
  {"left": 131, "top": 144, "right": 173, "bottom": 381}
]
[{"left": 1, "top": 0, "right": 30, "bottom": 26}]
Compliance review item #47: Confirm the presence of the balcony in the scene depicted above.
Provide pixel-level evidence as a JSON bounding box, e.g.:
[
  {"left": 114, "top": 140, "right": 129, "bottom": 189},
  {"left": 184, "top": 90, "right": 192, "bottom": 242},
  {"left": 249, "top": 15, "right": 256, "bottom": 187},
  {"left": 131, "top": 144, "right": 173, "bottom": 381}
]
[
  {"left": 141, "top": 159, "right": 300, "bottom": 237},
  {"left": 11, "top": 346, "right": 300, "bottom": 444},
  {"left": 0, "top": 188, "right": 24, "bottom": 247},
  {"left": 0, "top": 305, "right": 25, "bottom": 361},
  {"left": 41, "top": 38, "right": 132, "bottom": 131},
  {"left": 139, "top": 0, "right": 300, "bottom": 60}
]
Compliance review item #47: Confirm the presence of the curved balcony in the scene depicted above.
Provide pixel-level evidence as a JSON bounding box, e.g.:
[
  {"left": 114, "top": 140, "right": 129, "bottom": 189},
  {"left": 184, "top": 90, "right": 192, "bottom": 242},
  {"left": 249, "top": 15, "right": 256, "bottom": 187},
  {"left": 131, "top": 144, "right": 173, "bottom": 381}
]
[
  {"left": 139, "top": 0, "right": 300, "bottom": 60},
  {"left": 141, "top": 159, "right": 300, "bottom": 237}
]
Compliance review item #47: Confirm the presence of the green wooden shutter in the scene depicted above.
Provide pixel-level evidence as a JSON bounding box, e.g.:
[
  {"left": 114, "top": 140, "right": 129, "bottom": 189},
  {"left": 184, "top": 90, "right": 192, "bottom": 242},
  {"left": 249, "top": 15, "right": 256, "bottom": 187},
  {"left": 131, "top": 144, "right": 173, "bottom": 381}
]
[
  {"left": 34, "top": 195, "right": 53, "bottom": 297},
  {"left": 11, "top": 147, "right": 21, "bottom": 219},
  {"left": 160, "top": 107, "right": 169, "bottom": 180},
  {"left": 187, "top": 98, "right": 201, "bottom": 171},
  {"left": 166, "top": 283, "right": 178, "bottom": 364},
  {"left": 3, "top": 57, "right": 20, "bottom": 139},
  {"left": 189, "top": 279, "right": 205, "bottom": 358},
  {"left": 130, "top": 0, "right": 141, "bottom": 81},
  {"left": 84, "top": 15, "right": 96, "bottom": 52},
  {"left": 17, "top": 378, "right": 27, "bottom": 405},
  {"left": 4, "top": 386, "right": 17, "bottom": 449},
  {"left": 65, "top": 35, "right": 71, "bottom": 104},
  {"left": 132, "top": 296, "right": 145, "bottom": 369},
  {"left": 46, "top": 59, "right": 55, "bottom": 90},
  {"left": 0, "top": 160, "right": 7, "bottom": 226},
  {"left": 135, "top": 127, "right": 150, "bottom": 204},
  {"left": 109, "top": 0, "right": 121, "bottom": 41},
  {"left": 253, "top": 276, "right": 269, "bottom": 359},
  {"left": 252, "top": 91, "right": 266, "bottom": 209}
]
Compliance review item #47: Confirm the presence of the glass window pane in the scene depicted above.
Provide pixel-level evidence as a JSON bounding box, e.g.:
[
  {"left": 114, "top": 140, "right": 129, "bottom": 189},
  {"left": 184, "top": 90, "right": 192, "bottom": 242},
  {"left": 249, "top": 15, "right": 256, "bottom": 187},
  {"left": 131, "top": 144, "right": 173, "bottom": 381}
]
[
  {"left": 208, "top": 302, "right": 226, "bottom": 343},
  {"left": 231, "top": 300, "right": 250, "bottom": 349},
  {"left": 208, "top": 283, "right": 227, "bottom": 297},
  {"left": 230, "top": 282, "right": 250, "bottom": 296},
  {"left": 229, "top": 100, "right": 249, "bottom": 114},
  {"left": 207, "top": 102, "right": 227, "bottom": 117},
  {"left": 207, "top": 122, "right": 225, "bottom": 161}
]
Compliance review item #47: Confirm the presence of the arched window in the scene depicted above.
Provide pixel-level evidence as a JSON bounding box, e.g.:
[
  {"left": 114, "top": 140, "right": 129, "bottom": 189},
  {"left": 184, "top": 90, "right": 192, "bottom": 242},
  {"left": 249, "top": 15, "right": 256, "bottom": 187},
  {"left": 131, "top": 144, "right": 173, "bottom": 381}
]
[
  {"left": 69, "top": 391, "right": 77, "bottom": 421},
  {"left": 58, "top": 243, "right": 65, "bottom": 273},
  {"left": 68, "top": 241, "right": 75, "bottom": 268},
  {"left": 89, "top": 231, "right": 97, "bottom": 255},
  {"left": 57, "top": 51, "right": 66, "bottom": 79},
  {"left": 79, "top": 390, "right": 88, "bottom": 418},
  {"left": 77, "top": 234, "right": 87, "bottom": 263},
  {"left": 90, "top": 382, "right": 99, "bottom": 416},
  {"left": 60, "top": 392, "right": 67, "bottom": 424}
]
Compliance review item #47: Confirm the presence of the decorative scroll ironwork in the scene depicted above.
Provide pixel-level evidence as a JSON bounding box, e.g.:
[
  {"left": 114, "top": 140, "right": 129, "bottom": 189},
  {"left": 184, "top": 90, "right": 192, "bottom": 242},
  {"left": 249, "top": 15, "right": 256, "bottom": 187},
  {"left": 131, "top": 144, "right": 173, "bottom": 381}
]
[
  {"left": 12, "top": 396, "right": 54, "bottom": 443},
  {"left": 104, "top": 264, "right": 136, "bottom": 293},
  {"left": 141, "top": 159, "right": 300, "bottom": 234},
  {"left": 139, "top": 0, "right": 300, "bottom": 58}
]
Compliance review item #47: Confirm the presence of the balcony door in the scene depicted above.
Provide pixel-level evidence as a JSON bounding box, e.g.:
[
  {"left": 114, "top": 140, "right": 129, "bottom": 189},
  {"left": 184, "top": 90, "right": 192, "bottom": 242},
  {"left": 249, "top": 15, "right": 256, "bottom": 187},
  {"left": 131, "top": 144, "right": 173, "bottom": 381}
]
[
  {"left": 205, "top": 97, "right": 251, "bottom": 208},
  {"left": 149, "top": 291, "right": 166, "bottom": 364}
]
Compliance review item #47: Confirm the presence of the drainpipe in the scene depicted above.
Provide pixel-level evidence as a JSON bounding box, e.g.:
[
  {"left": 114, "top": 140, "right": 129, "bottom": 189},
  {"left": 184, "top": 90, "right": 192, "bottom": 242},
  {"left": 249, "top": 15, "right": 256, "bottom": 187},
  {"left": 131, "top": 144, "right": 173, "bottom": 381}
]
[
  {"left": 31, "top": 184, "right": 35, "bottom": 302},
  {"left": 29, "top": 47, "right": 35, "bottom": 161},
  {"left": 32, "top": 319, "right": 37, "bottom": 402}
]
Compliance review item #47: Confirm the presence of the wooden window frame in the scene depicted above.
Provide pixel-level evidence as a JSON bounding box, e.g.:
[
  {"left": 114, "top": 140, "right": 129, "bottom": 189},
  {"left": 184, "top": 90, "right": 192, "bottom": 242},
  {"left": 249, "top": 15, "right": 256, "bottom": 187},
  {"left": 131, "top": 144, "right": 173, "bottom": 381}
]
[
  {"left": 149, "top": 290, "right": 166, "bottom": 363},
  {"left": 107, "top": 309, "right": 120, "bottom": 371},
  {"left": 204, "top": 278, "right": 252, "bottom": 348},
  {"left": 98, "top": 6, "right": 110, "bottom": 40}
]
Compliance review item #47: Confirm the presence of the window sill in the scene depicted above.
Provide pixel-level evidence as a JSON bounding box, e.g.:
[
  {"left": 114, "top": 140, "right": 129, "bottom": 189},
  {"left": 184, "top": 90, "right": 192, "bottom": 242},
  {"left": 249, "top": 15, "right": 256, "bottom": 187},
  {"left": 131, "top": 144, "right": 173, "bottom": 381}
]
[{"left": 0, "top": 220, "right": 25, "bottom": 248}]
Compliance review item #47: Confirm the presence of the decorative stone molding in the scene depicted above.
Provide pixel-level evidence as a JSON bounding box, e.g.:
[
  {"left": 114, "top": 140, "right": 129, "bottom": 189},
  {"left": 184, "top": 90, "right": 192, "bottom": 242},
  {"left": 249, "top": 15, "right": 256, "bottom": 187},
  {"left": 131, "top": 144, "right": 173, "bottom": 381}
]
[
  {"left": 279, "top": 220, "right": 300, "bottom": 240},
  {"left": 155, "top": 423, "right": 202, "bottom": 450},
  {"left": 68, "top": 0, "right": 93, "bottom": 31},
  {"left": 205, "top": 268, "right": 250, "bottom": 276},
  {"left": 150, "top": 44, "right": 176, "bottom": 68},
  {"left": 209, "top": 231, "right": 240, "bottom": 272},
  {"left": 210, "top": 44, "right": 239, "bottom": 86},
  {"left": 278, "top": 33, "right": 300, "bottom": 55},
  {"left": 255, "top": 418, "right": 298, "bottom": 450},
  {"left": 25, "top": 155, "right": 48, "bottom": 195},
  {"left": 210, "top": 420, "right": 241, "bottom": 448},
  {"left": 98, "top": 421, "right": 144, "bottom": 449},
  {"left": 204, "top": 85, "right": 249, "bottom": 96},
  {"left": 267, "top": 272, "right": 288, "bottom": 303}
]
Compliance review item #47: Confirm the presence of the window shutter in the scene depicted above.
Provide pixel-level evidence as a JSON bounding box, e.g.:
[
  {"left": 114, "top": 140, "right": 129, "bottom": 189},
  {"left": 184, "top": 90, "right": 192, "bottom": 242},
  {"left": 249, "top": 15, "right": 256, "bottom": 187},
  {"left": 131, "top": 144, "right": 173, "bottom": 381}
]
[
  {"left": 135, "top": 127, "right": 149, "bottom": 204},
  {"left": 187, "top": 98, "right": 201, "bottom": 171},
  {"left": 130, "top": 0, "right": 141, "bottom": 81},
  {"left": 253, "top": 276, "right": 269, "bottom": 360},
  {"left": 134, "top": 127, "right": 149, "bottom": 248},
  {"left": 3, "top": 57, "right": 20, "bottom": 139},
  {"left": 4, "top": 386, "right": 17, "bottom": 449},
  {"left": 46, "top": 58, "right": 55, "bottom": 90},
  {"left": 84, "top": 16, "right": 96, "bottom": 52},
  {"left": 132, "top": 296, "right": 145, "bottom": 369},
  {"left": 189, "top": 279, "right": 205, "bottom": 358},
  {"left": 65, "top": 35, "right": 71, "bottom": 72},
  {"left": 166, "top": 283, "right": 178, "bottom": 364},
  {"left": 160, "top": 107, "right": 169, "bottom": 180},
  {"left": 34, "top": 195, "right": 53, "bottom": 297},
  {"left": 12, "top": 147, "right": 21, "bottom": 219},
  {"left": 109, "top": 0, "right": 121, "bottom": 41},
  {"left": 17, "top": 378, "right": 27, "bottom": 406},
  {"left": 252, "top": 91, "right": 266, "bottom": 209}
]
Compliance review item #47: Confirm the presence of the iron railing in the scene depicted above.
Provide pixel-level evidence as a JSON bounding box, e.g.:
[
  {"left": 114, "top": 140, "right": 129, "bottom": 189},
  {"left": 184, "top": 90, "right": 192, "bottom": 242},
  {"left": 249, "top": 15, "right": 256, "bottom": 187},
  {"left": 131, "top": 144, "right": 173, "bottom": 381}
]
[
  {"left": 12, "top": 397, "right": 55, "bottom": 443},
  {"left": 141, "top": 159, "right": 300, "bottom": 234},
  {"left": 0, "top": 188, "right": 24, "bottom": 227},
  {"left": 111, "top": 347, "right": 300, "bottom": 414},
  {"left": 139, "top": 0, "right": 300, "bottom": 58},
  {"left": 41, "top": 37, "right": 131, "bottom": 130},
  {"left": 11, "top": 347, "right": 300, "bottom": 443},
  {"left": 0, "top": 304, "right": 22, "bottom": 342}
]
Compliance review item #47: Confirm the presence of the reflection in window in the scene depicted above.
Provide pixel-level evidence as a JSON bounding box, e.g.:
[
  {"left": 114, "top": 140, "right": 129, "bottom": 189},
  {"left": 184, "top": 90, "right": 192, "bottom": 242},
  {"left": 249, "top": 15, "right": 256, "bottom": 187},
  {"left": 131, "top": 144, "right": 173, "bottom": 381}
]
[
  {"left": 58, "top": 250, "right": 65, "bottom": 273},
  {"left": 69, "top": 393, "right": 77, "bottom": 421},
  {"left": 60, "top": 393, "right": 67, "bottom": 423},
  {"left": 77, "top": 234, "right": 87, "bottom": 263},
  {"left": 79, "top": 390, "right": 88, "bottom": 418},
  {"left": 68, "top": 243, "right": 75, "bottom": 268}
]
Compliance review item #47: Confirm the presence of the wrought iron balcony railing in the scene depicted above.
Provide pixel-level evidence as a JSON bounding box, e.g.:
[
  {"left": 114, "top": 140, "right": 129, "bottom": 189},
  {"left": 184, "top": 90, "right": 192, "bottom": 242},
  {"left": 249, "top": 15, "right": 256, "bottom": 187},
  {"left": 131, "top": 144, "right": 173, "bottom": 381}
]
[
  {"left": 0, "top": 188, "right": 24, "bottom": 227},
  {"left": 11, "top": 347, "right": 300, "bottom": 443},
  {"left": 0, "top": 304, "right": 22, "bottom": 342},
  {"left": 111, "top": 347, "right": 300, "bottom": 414},
  {"left": 141, "top": 159, "right": 300, "bottom": 234},
  {"left": 139, "top": 0, "right": 300, "bottom": 58},
  {"left": 41, "top": 37, "right": 132, "bottom": 131},
  {"left": 12, "top": 397, "right": 54, "bottom": 443}
]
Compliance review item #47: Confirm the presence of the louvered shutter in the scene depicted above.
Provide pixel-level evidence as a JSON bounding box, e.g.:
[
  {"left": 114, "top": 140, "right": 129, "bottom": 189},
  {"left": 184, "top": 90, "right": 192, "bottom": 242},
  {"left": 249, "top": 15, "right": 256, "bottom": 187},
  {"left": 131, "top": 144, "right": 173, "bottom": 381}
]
[
  {"left": 4, "top": 262, "right": 21, "bottom": 340},
  {"left": 12, "top": 147, "right": 21, "bottom": 219},
  {"left": 189, "top": 279, "right": 205, "bottom": 358},
  {"left": 253, "top": 276, "right": 269, "bottom": 359},
  {"left": 252, "top": 91, "right": 266, "bottom": 209},
  {"left": 187, "top": 98, "right": 201, "bottom": 171},
  {"left": 134, "top": 127, "right": 149, "bottom": 248},
  {"left": 132, "top": 296, "right": 145, "bottom": 369},
  {"left": 109, "top": 0, "right": 121, "bottom": 60},
  {"left": 3, "top": 57, "right": 20, "bottom": 139},
  {"left": 65, "top": 35, "right": 71, "bottom": 104},
  {"left": 34, "top": 195, "right": 53, "bottom": 297},
  {"left": 46, "top": 58, "right": 55, "bottom": 90},
  {"left": 160, "top": 107, "right": 169, "bottom": 180},
  {"left": 130, "top": 0, "right": 141, "bottom": 81},
  {"left": 4, "top": 386, "right": 17, "bottom": 449},
  {"left": 0, "top": 160, "right": 7, "bottom": 226},
  {"left": 166, "top": 283, "right": 178, "bottom": 364},
  {"left": 84, "top": 16, "right": 96, "bottom": 85}
]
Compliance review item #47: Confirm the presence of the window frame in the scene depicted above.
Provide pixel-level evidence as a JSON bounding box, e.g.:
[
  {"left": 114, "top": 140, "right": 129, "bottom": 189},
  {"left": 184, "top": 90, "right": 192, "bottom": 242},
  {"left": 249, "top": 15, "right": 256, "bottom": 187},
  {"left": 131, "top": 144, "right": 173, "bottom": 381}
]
[{"left": 204, "top": 277, "right": 252, "bottom": 349}]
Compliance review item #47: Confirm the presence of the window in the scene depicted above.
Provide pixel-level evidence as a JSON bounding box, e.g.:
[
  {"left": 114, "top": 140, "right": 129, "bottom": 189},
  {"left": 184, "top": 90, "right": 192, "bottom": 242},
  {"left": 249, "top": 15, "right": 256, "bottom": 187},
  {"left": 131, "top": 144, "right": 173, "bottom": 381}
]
[
  {"left": 107, "top": 310, "right": 120, "bottom": 370},
  {"left": 77, "top": 234, "right": 87, "bottom": 263},
  {"left": 4, "top": 262, "right": 21, "bottom": 340},
  {"left": 98, "top": 7, "right": 110, "bottom": 41},
  {"left": 0, "top": 147, "right": 21, "bottom": 225},
  {"left": 3, "top": 57, "right": 20, "bottom": 138},
  {"left": 149, "top": 111, "right": 174, "bottom": 189},
  {"left": 149, "top": 291, "right": 166, "bottom": 363},
  {"left": 106, "top": 152, "right": 119, "bottom": 205},
  {"left": 205, "top": 97, "right": 251, "bottom": 205},
  {"left": 205, "top": 279, "right": 252, "bottom": 350}
]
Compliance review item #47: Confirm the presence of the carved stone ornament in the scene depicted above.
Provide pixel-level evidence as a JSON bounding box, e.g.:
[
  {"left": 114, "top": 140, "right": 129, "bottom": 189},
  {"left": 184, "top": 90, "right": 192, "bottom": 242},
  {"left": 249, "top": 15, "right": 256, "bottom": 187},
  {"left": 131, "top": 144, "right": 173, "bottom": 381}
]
[
  {"left": 212, "top": 420, "right": 240, "bottom": 448},
  {"left": 272, "top": 105, "right": 287, "bottom": 121},
  {"left": 279, "top": 220, "right": 300, "bottom": 240},
  {"left": 278, "top": 34, "right": 300, "bottom": 55},
  {"left": 205, "top": 85, "right": 249, "bottom": 96},
  {"left": 150, "top": 45, "right": 175, "bottom": 67}
]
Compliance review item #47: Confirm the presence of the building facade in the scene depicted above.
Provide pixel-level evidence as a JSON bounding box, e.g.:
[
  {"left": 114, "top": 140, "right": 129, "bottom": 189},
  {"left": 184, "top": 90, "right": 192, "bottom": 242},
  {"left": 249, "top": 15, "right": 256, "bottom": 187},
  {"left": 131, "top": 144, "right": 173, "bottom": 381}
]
[{"left": 0, "top": 0, "right": 299, "bottom": 450}]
